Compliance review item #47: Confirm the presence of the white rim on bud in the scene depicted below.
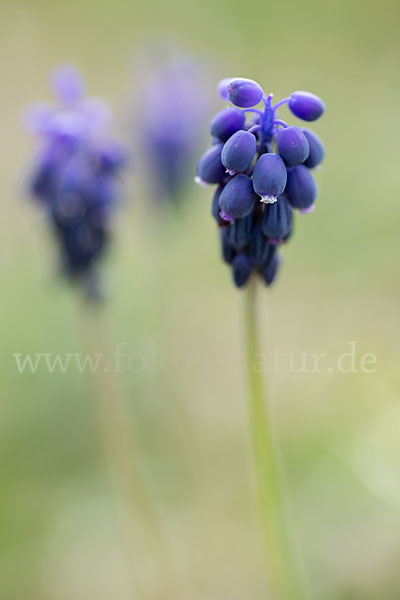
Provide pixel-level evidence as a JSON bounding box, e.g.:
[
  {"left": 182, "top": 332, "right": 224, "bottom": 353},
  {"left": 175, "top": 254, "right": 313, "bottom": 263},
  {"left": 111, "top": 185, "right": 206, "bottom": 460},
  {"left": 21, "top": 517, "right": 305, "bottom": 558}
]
[
  {"left": 260, "top": 195, "right": 278, "bottom": 204},
  {"left": 194, "top": 176, "right": 209, "bottom": 188}
]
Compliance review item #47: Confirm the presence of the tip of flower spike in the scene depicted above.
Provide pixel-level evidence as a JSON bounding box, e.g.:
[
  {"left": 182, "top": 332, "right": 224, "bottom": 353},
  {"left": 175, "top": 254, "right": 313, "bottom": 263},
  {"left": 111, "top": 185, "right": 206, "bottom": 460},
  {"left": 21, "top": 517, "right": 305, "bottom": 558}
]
[
  {"left": 52, "top": 64, "right": 84, "bottom": 105},
  {"left": 260, "top": 195, "right": 278, "bottom": 204},
  {"left": 219, "top": 210, "right": 235, "bottom": 223},
  {"left": 299, "top": 205, "right": 315, "bottom": 214},
  {"left": 194, "top": 175, "right": 208, "bottom": 188}
]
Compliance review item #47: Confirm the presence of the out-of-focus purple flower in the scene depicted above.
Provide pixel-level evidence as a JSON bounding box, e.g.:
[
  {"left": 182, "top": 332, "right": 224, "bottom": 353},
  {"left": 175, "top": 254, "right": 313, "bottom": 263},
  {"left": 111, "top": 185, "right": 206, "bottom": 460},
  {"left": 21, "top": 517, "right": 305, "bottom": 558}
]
[
  {"left": 24, "top": 65, "right": 126, "bottom": 300},
  {"left": 137, "top": 54, "right": 210, "bottom": 204}
]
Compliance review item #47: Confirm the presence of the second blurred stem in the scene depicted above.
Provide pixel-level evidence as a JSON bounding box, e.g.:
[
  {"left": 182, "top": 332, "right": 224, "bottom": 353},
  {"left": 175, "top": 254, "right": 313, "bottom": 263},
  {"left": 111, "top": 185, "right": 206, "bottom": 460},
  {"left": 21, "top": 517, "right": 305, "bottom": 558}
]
[
  {"left": 81, "top": 306, "right": 181, "bottom": 600},
  {"left": 244, "top": 277, "right": 305, "bottom": 600}
]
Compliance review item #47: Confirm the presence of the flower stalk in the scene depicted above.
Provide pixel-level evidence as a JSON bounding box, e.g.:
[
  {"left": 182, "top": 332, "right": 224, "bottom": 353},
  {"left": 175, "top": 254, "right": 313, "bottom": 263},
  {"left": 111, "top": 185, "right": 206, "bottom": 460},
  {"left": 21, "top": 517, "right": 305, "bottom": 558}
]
[
  {"left": 81, "top": 305, "right": 182, "bottom": 600},
  {"left": 244, "top": 277, "right": 304, "bottom": 600}
]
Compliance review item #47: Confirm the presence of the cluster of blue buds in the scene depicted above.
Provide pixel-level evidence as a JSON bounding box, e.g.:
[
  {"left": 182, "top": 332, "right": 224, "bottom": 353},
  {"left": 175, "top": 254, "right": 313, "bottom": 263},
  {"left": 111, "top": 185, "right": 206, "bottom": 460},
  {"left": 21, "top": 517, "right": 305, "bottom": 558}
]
[
  {"left": 26, "top": 65, "right": 126, "bottom": 298},
  {"left": 196, "top": 78, "right": 325, "bottom": 288}
]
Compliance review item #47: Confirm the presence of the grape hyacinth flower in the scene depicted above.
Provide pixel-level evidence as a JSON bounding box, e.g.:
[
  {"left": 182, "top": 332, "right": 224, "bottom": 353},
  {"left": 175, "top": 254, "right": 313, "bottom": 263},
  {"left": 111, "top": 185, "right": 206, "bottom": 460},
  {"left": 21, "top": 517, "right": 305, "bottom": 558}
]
[
  {"left": 138, "top": 55, "right": 209, "bottom": 205},
  {"left": 25, "top": 65, "right": 126, "bottom": 299},
  {"left": 196, "top": 77, "right": 326, "bottom": 600},
  {"left": 196, "top": 78, "right": 325, "bottom": 289}
]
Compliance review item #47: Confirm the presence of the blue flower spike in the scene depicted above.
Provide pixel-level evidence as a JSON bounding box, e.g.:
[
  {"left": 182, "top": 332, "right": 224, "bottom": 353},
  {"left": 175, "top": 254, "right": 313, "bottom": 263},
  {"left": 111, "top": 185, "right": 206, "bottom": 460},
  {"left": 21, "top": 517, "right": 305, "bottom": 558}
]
[
  {"left": 195, "top": 77, "right": 326, "bottom": 288},
  {"left": 25, "top": 65, "right": 126, "bottom": 300},
  {"left": 139, "top": 55, "right": 210, "bottom": 204}
]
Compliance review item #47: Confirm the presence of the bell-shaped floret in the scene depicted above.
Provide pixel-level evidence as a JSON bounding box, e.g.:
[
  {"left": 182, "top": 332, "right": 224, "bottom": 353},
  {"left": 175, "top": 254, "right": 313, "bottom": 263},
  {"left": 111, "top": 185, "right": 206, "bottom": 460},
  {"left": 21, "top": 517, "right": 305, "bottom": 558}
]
[
  {"left": 222, "top": 130, "right": 256, "bottom": 174},
  {"left": 261, "top": 196, "right": 292, "bottom": 242},
  {"left": 227, "top": 78, "right": 264, "bottom": 108},
  {"left": 195, "top": 143, "right": 226, "bottom": 184},
  {"left": 277, "top": 126, "right": 310, "bottom": 166},
  {"left": 302, "top": 129, "right": 325, "bottom": 168},
  {"left": 288, "top": 91, "right": 325, "bottom": 121},
  {"left": 219, "top": 174, "right": 257, "bottom": 221},
  {"left": 232, "top": 253, "right": 253, "bottom": 288},
  {"left": 252, "top": 153, "right": 287, "bottom": 203},
  {"left": 285, "top": 165, "right": 317, "bottom": 211},
  {"left": 209, "top": 107, "right": 245, "bottom": 142}
]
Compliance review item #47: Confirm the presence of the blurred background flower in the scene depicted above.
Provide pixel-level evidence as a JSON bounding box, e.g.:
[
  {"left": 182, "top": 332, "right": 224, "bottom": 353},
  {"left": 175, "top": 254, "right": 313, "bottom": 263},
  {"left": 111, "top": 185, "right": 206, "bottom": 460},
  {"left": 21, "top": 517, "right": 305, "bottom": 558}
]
[
  {"left": 133, "top": 45, "right": 211, "bottom": 206},
  {"left": 25, "top": 64, "right": 126, "bottom": 300}
]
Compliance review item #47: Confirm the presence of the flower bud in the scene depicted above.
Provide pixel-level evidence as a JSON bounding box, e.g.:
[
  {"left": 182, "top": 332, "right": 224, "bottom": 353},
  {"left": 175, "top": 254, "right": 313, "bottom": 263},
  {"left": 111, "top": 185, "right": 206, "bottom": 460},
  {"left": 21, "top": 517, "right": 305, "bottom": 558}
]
[
  {"left": 209, "top": 107, "right": 245, "bottom": 142},
  {"left": 227, "top": 78, "right": 264, "bottom": 108},
  {"left": 252, "top": 153, "right": 287, "bottom": 203},
  {"left": 229, "top": 213, "right": 253, "bottom": 249},
  {"left": 219, "top": 174, "right": 257, "bottom": 221},
  {"left": 261, "top": 196, "right": 292, "bottom": 242},
  {"left": 261, "top": 252, "right": 280, "bottom": 286},
  {"left": 302, "top": 128, "right": 325, "bottom": 168},
  {"left": 220, "top": 227, "right": 235, "bottom": 264},
  {"left": 288, "top": 91, "right": 325, "bottom": 121},
  {"left": 285, "top": 165, "right": 317, "bottom": 210},
  {"left": 222, "top": 130, "right": 256, "bottom": 174},
  {"left": 196, "top": 143, "right": 226, "bottom": 184},
  {"left": 277, "top": 126, "right": 309, "bottom": 166},
  {"left": 232, "top": 253, "right": 253, "bottom": 288},
  {"left": 211, "top": 184, "right": 226, "bottom": 224}
]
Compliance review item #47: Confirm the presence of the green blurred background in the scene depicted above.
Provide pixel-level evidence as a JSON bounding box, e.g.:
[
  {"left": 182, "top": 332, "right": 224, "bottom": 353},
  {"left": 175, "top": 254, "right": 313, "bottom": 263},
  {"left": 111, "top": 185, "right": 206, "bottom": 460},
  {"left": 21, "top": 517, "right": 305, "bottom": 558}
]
[{"left": 1, "top": 0, "right": 400, "bottom": 598}]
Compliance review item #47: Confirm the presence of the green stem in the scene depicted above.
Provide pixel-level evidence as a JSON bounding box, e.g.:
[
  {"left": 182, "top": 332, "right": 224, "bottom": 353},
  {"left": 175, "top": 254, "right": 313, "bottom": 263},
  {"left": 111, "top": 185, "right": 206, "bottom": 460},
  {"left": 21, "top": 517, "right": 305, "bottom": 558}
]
[
  {"left": 80, "top": 304, "right": 182, "bottom": 600},
  {"left": 244, "top": 277, "right": 304, "bottom": 600}
]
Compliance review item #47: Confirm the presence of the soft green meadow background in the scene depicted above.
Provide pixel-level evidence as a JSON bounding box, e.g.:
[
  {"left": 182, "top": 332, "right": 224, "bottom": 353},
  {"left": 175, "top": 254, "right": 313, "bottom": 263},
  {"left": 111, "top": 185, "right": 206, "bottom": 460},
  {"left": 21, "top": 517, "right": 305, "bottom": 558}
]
[{"left": 1, "top": 0, "right": 400, "bottom": 598}]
